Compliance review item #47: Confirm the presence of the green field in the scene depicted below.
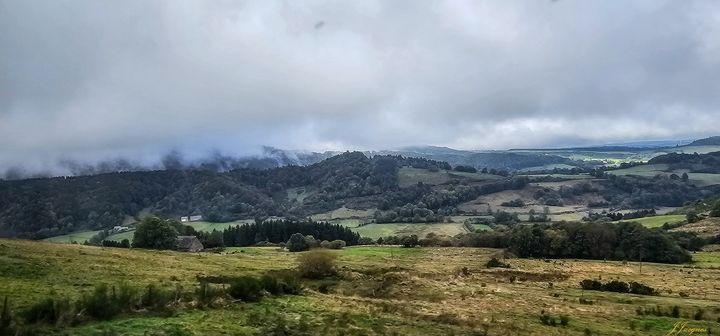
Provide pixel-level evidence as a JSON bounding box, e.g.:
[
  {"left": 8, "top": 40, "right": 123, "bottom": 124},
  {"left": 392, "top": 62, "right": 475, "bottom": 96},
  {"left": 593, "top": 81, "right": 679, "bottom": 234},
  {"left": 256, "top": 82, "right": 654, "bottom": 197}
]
[
  {"left": 609, "top": 164, "right": 670, "bottom": 177},
  {"left": 519, "top": 173, "right": 593, "bottom": 180},
  {"left": 310, "top": 207, "right": 376, "bottom": 221},
  {"left": 691, "top": 251, "right": 720, "bottom": 268},
  {"left": 43, "top": 230, "right": 102, "bottom": 243},
  {"left": 614, "top": 215, "right": 686, "bottom": 228},
  {"left": 608, "top": 164, "right": 720, "bottom": 186},
  {"left": 329, "top": 218, "right": 369, "bottom": 228},
  {"left": 105, "top": 230, "right": 136, "bottom": 241},
  {"left": 3, "top": 239, "right": 720, "bottom": 335},
  {"left": 352, "top": 222, "right": 470, "bottom": 239},
  {"left": 518, "top": 163, "right": 577, "bottom": 172},
  {"left": 397, "top": 167, "right": 500, "bottom": 188},
  {"left": 186, "top": 220, "right": 254, "bottom": 232},
  {"left": 45, "top": 220, "right": 254, "bottom": 244}
]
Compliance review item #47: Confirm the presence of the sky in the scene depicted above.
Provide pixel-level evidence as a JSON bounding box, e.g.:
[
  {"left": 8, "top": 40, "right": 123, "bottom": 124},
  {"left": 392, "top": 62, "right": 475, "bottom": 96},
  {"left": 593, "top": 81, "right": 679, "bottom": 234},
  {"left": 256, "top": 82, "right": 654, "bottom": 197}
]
[{"left": 1, "top": 0, "right": 720, "bottom": 172}]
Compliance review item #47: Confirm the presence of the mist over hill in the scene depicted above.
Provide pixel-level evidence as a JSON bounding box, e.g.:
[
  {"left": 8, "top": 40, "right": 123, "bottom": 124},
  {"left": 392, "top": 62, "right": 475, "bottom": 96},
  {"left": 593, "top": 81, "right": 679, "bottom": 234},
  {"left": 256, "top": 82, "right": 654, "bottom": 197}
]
[{"left": 3, "top": 136, "right": 720, "bottom": 180}]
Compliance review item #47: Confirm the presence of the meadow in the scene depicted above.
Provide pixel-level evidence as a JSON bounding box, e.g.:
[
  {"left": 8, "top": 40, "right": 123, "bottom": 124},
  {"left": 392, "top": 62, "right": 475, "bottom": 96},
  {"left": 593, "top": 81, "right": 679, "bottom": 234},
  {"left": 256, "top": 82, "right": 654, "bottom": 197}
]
[
  {"left": 614, "top": 215, "right": 687, "bottom": 228},
  {"left": 2, "top": 239, "right": 720, "bottom": 335},
  {"left": 397, "top": 167, "right": 501, "bottom": 188},
  {"left": 608, "top": 164, "right": 720, "bottom": 187},
  {"left": 353, "top": 222, "right": 470, "bottom": 239}
]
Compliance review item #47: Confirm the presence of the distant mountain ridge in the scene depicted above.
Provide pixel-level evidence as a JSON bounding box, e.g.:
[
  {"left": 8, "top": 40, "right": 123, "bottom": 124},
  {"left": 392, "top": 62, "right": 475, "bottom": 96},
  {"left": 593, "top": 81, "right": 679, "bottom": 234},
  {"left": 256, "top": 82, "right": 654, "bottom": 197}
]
[
  {"left": 688, "top": 136, "right": 720, "bottom": 146},
  {"left": 3, "top": 136, "right": 719, "bottom": 180}
]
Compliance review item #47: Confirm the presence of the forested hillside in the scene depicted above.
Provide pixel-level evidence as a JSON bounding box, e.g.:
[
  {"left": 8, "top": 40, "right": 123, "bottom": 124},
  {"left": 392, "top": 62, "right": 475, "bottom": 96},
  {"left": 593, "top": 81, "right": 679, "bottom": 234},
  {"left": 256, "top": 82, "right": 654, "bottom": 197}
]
[
  {"left": 3, "top": 150, "right": 719, "bottom": 240},
  {"left": 0, "top": 153, "right": 464, "bottom": 239}
]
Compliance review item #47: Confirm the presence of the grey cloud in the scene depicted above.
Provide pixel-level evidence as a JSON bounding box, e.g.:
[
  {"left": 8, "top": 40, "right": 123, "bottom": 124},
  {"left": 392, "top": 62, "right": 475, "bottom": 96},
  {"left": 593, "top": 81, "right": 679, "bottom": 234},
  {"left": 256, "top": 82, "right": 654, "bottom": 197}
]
[{"left": 1, "top": 0, "right": 720, "bottom": 172}]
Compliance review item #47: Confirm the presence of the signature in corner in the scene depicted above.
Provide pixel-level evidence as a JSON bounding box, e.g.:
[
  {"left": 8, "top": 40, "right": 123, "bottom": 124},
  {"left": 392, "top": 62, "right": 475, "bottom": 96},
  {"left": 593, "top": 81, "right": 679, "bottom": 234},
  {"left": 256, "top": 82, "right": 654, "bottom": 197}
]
[{"left": 666, "top": 321, "right": 708, "bottom": 336}]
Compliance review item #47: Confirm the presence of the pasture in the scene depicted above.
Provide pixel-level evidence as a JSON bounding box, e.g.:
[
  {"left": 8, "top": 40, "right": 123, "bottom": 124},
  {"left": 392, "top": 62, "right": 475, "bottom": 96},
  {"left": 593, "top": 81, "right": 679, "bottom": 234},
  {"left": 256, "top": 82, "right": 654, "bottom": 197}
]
[
  {"left": 352, "top": 222, "right": 471, "bottom": 239},
  {"left": 43, "top": 230, "right": 102, "bottom": 244},
  {"left": 2, "top": 239, "right": 720, "bottom": 335},
  {"left": 397, "top": 167, "right": 500, "bottom": 188},
  {"left": 614, "top": 215, "right": 686, "bottom": 228},
  {"left": 608, "top": 164, "right": 720, "bottom": 186}
]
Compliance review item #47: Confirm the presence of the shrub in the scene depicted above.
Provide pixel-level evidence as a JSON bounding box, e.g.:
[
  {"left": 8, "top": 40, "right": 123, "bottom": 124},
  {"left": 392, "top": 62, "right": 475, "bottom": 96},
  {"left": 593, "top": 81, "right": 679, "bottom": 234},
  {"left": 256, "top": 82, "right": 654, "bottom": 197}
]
[
  {"left": 401, "top": 235, "right": 419, "bottom": 248},
  {"left": 602, "top": 280, "right": 629, "bottom": 293},
  {"left": 671, "top": 306, "right": 680, "bottom": 318},
  {"left": 694, "top": 308, "right": 705, "bottom": 321},
  {"left": 80, "top": 284, "right": 121, "bottom": 320},
  {"left": 22, "top": 296, "right": 73, "bottom": 325},
  {"left": 0, "top": 297, "right": 14, "bottom": 335},
  {"left": 286, "top": 233, "right": 309, "bottom": 252},
  {"left": 304, "top": 235, "right": 319, "bottom": 249},
  {"left": 486, "top": 257, "right": 510, "bottom": 268},
  {"left": 297, "top": 249, "right": 337, "bottom": 279},
  {"left": 559, "top": 315, "right": 570, "bottom": 327},
  {"left": 259, "top": 275, "right": 282, "bottom": 295},
  {"left": 501, "top": 199, "right": 525, "bottom": 207},
  {"left": 580, "top": 279, "right": 603, "bottom": 291},
  {"left": 539, "top": 312, "right": 556, "bottom": 326},
  {"left": 327, "top": 240, "right": 346, "bottom": 249},
  {"left": 267, "top": 270, "right": 303, "bottom": 295},
  {"left": 195, "top": 282, "right": 225, "bottom": 308},
  {"left": 629, "top": 282, "right": 657, "bottom": 295},
  {"left": 140, "top": 284, "right": 175, "bottom": 312},
  {"left": 228, "top": 276, "right": 263, "bottom": 302}
]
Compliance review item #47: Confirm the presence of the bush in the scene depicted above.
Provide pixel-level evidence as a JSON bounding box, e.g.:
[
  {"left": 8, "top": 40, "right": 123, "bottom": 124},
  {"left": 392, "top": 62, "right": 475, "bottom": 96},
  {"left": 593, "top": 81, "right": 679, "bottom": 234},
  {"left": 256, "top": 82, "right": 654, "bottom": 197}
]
[
  {"left": 629, "top": 282, "right": 657, "bottom": 295},
  {"left": 297, "top": 250, "right": 337, "bottom": 279},
  {"left": 259, "top": 275, "right": 282, "bottom": 295},
  {"left": 559, "top": 315, "right": 570, "bottom": 327},
  {"left": 228, "top": 276, "right": 263, "bottom": 302},
  {"left": 22, "top": 296, "right": 73, "bottom": 325},
  {"left": 580, "top": 279, "right": 603, "bottom": 291},
  {"left": 0, "top": 297, "right": 12, "bottom": 335},
  {"left": 501, "top": 199, "right": 525, "bottom": 207},
  {"left": 80, "top": 284, "right": 121, "bottom": 320},
  {"left": 287, "top": 233, "right": 310, "bottom": 252},
  {"left": 539, "top": 312, "right": 556, "bottom": 326},
  {"left": 602, "top": 280, "right": 629, "bottom": 293},
  {"left": 694, "top": 308, "right": 705, "bottom": 321},
  {"left": 401, "top": 235, "right": 418, "bottom": 248},
  {"left": 195, "top": 282, "right": 225, "bottom": 308},
  {"left": 486, "top": 257, "right": 510, "bottom": 268},
  {"left": 140, "top": 284, "right": 175, "bottom": 312},
  {"left": 454, "top": 165, "right": 477, "bottom": 173},
  {"left": 265, "top": 270, "right": 303, "bottom": 295},
  {"left": 322, "top": 240, "right": 346, "bottom": 249}
]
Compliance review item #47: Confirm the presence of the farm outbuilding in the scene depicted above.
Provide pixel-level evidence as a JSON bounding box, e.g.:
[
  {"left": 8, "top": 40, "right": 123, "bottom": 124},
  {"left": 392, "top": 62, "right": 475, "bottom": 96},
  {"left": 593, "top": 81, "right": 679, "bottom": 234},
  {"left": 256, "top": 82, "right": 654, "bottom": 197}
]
[{"left": 176, "top": 236, "right": 203, "bottom": 252}]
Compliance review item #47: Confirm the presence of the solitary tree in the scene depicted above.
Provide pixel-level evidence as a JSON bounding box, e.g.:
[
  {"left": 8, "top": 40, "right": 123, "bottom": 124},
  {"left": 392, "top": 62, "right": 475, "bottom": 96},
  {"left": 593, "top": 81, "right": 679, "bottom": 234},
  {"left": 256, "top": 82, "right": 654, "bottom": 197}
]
[{"left": 132, "top": 216, "right": 178, "bottom": 250}]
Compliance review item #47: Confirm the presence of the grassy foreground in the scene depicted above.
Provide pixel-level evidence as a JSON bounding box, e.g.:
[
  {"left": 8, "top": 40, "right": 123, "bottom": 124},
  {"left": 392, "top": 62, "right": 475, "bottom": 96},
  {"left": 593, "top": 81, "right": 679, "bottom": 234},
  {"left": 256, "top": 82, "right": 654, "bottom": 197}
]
[{"left": 1, "top": 239, "right": 720, "bottom": 335}]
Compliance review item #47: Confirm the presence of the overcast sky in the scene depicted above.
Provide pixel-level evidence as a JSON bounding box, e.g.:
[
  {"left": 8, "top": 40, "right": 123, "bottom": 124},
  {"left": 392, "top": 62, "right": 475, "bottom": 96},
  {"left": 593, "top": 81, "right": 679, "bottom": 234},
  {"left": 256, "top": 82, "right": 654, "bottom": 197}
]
[{"left": 2, "top": 0, "right": 720, "bottom": 171}]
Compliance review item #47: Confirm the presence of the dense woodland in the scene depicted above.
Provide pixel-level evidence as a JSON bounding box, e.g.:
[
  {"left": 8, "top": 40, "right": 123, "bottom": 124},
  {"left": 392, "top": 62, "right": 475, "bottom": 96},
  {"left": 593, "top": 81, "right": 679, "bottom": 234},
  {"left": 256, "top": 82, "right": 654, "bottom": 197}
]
[
  {"left": 412, "top": 221, "right": 693, "bottom": 264},
  {"left": 221, "top": 219, "right": 361, "bottom": 247},
  {"left": 0, "top": 153, "right": 448, "bottom": 238}
]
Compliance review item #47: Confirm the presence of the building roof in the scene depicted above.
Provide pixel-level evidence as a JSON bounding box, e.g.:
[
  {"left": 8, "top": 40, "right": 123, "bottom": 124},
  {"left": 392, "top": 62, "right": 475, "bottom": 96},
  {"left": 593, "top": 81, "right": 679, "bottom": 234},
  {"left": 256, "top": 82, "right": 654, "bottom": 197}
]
[{"left": 176, "top": 235, "right": 203, "bottom": 250}]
